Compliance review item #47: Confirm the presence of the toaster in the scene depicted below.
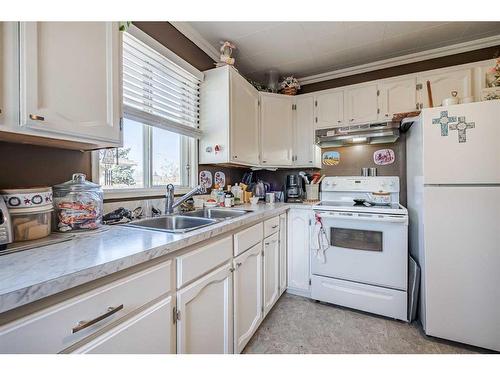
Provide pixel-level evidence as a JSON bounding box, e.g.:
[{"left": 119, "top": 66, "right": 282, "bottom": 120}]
[{"left": 0, "top": 198, "right": 13, "bottom": 251}]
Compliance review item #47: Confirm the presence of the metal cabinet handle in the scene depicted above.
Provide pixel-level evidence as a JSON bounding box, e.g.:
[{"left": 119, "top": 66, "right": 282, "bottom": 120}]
[
  {"left": 233, "top": 155, "right": 238, "bottom": 159},
  {"left": 350, "top": 118, "right": 354, "bottom": 122},
  {"left": 271, "top": 225, "right": 278, "bottom": 229},
  {"left": 29, "top": 114, "right": 45, "bottom": 121},
  {"left": 236, "top": 262, "right": 242, "bottom": 269},
  {"left": 72, "top": 304, "right": 124, "bottom": 334}
]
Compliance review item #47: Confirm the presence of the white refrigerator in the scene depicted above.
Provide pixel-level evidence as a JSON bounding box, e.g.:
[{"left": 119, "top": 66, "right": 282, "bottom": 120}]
[{"left": 406, "top": 100, "right": 500, "bottom": 352}]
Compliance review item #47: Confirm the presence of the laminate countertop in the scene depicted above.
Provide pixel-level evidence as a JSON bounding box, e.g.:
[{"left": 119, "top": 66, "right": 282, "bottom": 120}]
[{"left": 0, "top": 202, "right": 314, "bottom": 314}]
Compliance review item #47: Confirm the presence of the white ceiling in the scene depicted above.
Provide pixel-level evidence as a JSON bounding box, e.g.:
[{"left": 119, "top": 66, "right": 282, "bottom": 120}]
[{"left": 185, "top": 22, "right": 500, "bottom": 82}]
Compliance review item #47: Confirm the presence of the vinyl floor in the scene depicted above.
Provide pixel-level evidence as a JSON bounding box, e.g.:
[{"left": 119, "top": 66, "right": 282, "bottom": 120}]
[{"left": 243, "top": 293, "right": 490, "bottom": 354}]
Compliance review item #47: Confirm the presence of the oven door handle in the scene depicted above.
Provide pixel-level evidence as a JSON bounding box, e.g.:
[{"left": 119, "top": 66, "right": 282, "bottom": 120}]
[{"left": 315, "top": 211, "right": 408, "bottom": 224}]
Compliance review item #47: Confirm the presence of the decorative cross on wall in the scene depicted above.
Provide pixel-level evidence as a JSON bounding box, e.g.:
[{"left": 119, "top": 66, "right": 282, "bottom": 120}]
[
  {"left": 432, "top": 111, "right": 457, "bottom": 136},
  {"left": 449, "top": 116, "right": 475, "bottom": 143}
]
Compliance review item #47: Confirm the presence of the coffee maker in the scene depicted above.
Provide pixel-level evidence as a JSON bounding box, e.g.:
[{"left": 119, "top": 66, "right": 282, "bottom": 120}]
[{"left": 284, "top": 174, "right": 303, "bottom": 203}]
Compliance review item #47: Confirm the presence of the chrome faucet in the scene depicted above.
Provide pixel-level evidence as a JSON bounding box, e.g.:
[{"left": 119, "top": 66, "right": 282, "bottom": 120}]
[{"left": 165, "top": 184, "right": 204, "bottom": 215}]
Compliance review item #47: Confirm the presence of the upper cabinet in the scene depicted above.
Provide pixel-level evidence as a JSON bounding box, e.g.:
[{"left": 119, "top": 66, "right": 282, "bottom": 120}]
[
  {"left": 416, "top": 68, "right": 472, "bottom": 108},
  {"left": 345, "top": 84, "right": 379, "bottom": 124},
  {"left": 294, "top": 95, "right": 321, "bottom": 168},
  {"left": 0, "top": 22, "right": 19, "bottom": 130},
  {"left": 260, "top": 93, "right": 293, "bottom": 166},
  {"left": 314, "top": 90, "right": 344, "bottom": 128},
  {"left": 19, "top": 22, "right": 122, "bottom": 146},
  {"left": 230, "top": 69, "right": 260, "bottom": 165},
  {"left": 199, "top": 65, "right": 260, "bottom": 166},
  {"left": 378, "top": 77, "right": 417, "bottom": 120}
]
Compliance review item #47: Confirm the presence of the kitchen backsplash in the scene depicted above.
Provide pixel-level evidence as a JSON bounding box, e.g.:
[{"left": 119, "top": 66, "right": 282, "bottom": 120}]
[{"left": 0, "top": 141, "right": 92, "bottom": 189}]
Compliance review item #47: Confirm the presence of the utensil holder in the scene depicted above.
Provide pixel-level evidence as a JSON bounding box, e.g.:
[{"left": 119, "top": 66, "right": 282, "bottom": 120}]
[{"left": 305, "top": 184, "right": 319, "bottom": 201}]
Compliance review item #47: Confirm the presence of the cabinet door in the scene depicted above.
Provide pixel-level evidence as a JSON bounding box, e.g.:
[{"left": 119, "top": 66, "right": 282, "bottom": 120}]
[
  {"left": 71, "top": 296, "right": 176, "bottom": 354},
  {"left": 233, "top": 243, "right": 263, "bottom": 353},
  {"left": 263, "top": 232, "right": 280, "bottom": 315},
  {"left": 176, "top": 263, "right": 233, "bottom": 354},
  {"left": 19, "top": 22, "right": 122, "bottom": 144},
  {"left": 279, "top": 213, "right": 287, "bottom": 295},
  {"left": 315, "top": 90, "right": 344, "bottom": 128},
  {"left": 230, "top": 70, "right": 260, "bottom": 165},
  {"left": 345, "top": 84, "right": 378, "bottom": 124},
  {"left": 287, "top": 209, "right": 311, "bottom": 295},
  {"left": 378, "top": 77, "right": 417, "bottom": 120},
  {"left": 0, "top": 22, "right": 19, "bottom": 129},
  {"left": 294, "top": 96, "right": 316, "bottom": 167},
  {"left": 260, "top": 94, "right": 293, "bottom": 166},
  {"left": 417, "top": 68, "right": 472, "bottom": 108}
]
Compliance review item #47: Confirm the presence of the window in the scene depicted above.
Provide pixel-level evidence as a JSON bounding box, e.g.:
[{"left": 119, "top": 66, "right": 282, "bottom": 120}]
[{"left": 96, "top": 25, "right": 203, "bottom": 197}]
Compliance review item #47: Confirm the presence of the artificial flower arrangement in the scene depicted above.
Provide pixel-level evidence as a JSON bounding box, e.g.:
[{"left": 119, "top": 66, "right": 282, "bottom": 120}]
[
  {"left": 487, "top": 57, "right": 500, "bottom": 87},
  {"left": 279, "top": 76, "right": 301, "bottom": 95}
]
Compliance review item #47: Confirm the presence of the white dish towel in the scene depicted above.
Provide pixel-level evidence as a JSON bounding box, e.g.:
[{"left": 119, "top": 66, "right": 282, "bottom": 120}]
[{"left": 311, "top": 214, "right": 329, "bottom": 263}]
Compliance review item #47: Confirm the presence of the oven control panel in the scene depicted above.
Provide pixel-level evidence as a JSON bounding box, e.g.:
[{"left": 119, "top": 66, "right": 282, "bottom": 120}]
[{"left": 321, "top": 176, "right": 399, "bottom": 193}]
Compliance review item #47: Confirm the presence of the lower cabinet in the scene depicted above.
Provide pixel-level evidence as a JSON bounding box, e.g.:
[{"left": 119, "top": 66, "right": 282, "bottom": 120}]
[
  {"left": 287, "top": 209, "right": 312, "bottom": 296},
  {"left": 71, "top": 296, "right": 176, "bottom": 354},
  {"left": 176, "top": 262, "right": 233, "bottom": 354},
  {"left": 233, "top": 243, "right": 263, "bottom": 353},
  {"left": 263, "top": 232, "right": 280, "bottom": 315},
  {"left": 279, "top": 213, "right": 287, "bottom": 295}
]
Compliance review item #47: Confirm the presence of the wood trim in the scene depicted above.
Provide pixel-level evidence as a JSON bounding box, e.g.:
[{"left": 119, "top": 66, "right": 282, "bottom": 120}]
[{"left": 300, "top": 45, "right": 500, "bottom": 94}]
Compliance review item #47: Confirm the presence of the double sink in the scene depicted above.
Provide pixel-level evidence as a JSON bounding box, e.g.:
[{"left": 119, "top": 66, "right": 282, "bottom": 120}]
[{"left": 126, "top": 207, "right": 252, "bottom": 233}]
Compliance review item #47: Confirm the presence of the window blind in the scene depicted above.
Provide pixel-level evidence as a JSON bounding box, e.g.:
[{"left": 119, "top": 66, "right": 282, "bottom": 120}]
[{"left": 123, "top": 31, "right": 202, "bottom": 138}]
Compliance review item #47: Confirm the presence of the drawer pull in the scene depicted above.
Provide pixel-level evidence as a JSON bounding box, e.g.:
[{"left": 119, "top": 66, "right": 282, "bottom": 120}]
[
  {"left": 72, "top": 304, "right": 124, "bottom": 334},
  {"left": 271, "top": 225, "right": 278, "bottom": 229},
  {"left": 29, "top": 114, "right": 45, "bottom": 121}
]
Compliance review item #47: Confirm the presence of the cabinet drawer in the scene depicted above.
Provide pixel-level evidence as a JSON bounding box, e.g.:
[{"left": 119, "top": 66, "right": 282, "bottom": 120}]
[
  {"left": 0, "top": 260, "right": 173, "bottom": 353},
  {"left": 234, "top": 222, "right": 263, "bottom": 256},
  {"left": 264, "top": 216, "right": 280, "bottom": 238},
  {"left": 177, "top": 236, "right": 233, "bottom": 289}
]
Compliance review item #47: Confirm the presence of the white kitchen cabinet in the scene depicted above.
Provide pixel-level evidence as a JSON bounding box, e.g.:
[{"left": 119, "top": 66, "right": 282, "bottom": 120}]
[
  {"left": 233, "top": 243, "right": 263, "bottom": 353},
  {"left": 378, "top": 77, "right": 417, "bottom": 120},
  {"left": 279, "top": 213, "right": 287, "bottom": 295},
  {"left": 263, "top": 232, "right": 280, "bottom": 315},
  {"left": 230, "top": 69, "right": 260, "bottom": 165},
  {"left": 70, "top": 296, "right": 176, "bottom": 354},
  {"left": 260, "top": 93, "right": 293, "bottom": 166},
  {"left": 293, "top": 95, "right": 320, "bottom": 167},
  {"left": 287, "top": 209, "right": 311, "bottom": 296},
  {"left": 345, "top": 84, "right": 379, "bottom": 124},
  {"left": 0, "top": 22, "right": 19, "bottom": 130},
  {"left": 314, "top": 90, "right": 344, "bottom": 128},
  {"left": 176, "top": 262, "right": 233, "bottom": 354},
  {"left": 199, "top": 65, "right": 259, "bottom": 166},
  {"left": 19, "top": 22, "right": 122, "bottom": 146},
  {"left": 417, "top": 67, "right": 472, "bottom": 108}
]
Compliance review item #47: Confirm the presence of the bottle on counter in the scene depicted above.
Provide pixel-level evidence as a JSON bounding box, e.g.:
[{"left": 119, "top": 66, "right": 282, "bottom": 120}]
[
  {"left": 225, "top": 185, "right": 235, "bottom": 207},
  {"left": 232, "top": 183, "right": 242, "bottom": 205}
]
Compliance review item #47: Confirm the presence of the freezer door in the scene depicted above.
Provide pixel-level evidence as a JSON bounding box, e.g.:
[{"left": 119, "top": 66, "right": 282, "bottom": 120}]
[
  {"left": 423, "top": 186, "right": 500, "bottom": 351},
  {"left": 423, "top": 101, "right": 500, "bottom": 184}
]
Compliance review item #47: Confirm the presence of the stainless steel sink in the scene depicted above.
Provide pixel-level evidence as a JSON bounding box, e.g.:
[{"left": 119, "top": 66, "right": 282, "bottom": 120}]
[
  {"left": 182, "top": 208, "right": 251, "bottom": 220},
  {"left": 126, "top": 215, "right": 218, "bottom": 233}
]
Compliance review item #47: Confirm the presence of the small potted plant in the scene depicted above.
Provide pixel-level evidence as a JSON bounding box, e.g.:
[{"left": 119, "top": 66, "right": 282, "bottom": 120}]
[{"left": 279, "top": 76, "right": 301, "bottom": 95}]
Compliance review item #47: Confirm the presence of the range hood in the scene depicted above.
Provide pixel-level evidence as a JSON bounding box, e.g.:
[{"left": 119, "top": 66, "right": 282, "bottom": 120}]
[{"left": 315, "top": 121, "right": 400, "bottom": 148}]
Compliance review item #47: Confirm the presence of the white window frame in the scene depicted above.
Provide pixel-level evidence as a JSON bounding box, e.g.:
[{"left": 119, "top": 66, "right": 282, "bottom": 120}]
[{"left": 92, "top": 25, "right": 201, "bottom": 200}]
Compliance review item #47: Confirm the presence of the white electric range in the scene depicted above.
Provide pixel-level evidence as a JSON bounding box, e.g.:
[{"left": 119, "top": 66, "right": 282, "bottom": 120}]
[{"left": 311, "top": 176, "right": 409, "bottom": 321}]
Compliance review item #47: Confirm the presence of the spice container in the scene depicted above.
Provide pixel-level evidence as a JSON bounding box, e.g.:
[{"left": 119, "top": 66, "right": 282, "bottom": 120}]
[
  {"left": 10, "top": 206, "right": 52, "bottom": 242},
  {"left": 53, "top": 173, "right": 103, "bottom": 232}
]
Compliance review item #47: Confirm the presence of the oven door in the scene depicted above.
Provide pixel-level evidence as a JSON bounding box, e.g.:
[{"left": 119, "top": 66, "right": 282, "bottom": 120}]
[{"left": 312, "top": 211, "right": 408, "bottom": 290}]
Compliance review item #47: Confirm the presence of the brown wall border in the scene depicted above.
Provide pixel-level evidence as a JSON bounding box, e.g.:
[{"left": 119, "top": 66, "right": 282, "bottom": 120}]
[{"left": 300, "top": 45, "right": 500, "bottom": 94}]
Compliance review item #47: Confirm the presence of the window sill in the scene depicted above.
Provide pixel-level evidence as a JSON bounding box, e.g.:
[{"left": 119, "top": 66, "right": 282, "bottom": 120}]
[{"left": 103, "top": 187, "right": 193, "bottom": 202}]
